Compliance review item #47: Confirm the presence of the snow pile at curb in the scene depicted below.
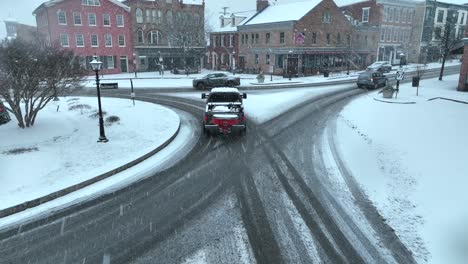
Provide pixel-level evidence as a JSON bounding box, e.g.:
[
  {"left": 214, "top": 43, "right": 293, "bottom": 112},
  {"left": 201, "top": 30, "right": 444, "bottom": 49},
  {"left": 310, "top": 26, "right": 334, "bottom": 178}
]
[{"left": 335, "top": 74, "right": 468, "bottom": 263}]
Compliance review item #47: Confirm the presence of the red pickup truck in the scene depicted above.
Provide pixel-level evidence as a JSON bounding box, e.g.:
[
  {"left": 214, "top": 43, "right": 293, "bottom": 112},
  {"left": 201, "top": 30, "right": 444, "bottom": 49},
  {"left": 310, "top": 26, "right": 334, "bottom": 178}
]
[{"left": 201, "top": 88, "right": 247, "bottom": 136}]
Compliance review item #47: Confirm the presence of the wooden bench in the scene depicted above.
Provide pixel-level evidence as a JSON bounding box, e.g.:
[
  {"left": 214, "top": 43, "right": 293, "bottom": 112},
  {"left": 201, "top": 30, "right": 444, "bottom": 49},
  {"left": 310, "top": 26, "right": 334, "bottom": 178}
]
[{"left": 100, "top": 83, "right": 118, "bottom": 89}]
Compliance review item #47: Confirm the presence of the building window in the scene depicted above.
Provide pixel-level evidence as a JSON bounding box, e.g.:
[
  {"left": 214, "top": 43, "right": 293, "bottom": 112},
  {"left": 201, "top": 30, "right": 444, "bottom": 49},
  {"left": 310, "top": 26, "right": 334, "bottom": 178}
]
[
  {"left": 362, "top": 7, "right": 370, "bottom": 23},
  {"left": 57, "top": 11, "right": 67, "bottom": 25},
  {"left": 389, "top": 8, "right": 394, "bottom": 22},
  {"left": 251, "top": 33, "right": 254, "bottom": 44},
  {"left": 383, "top": 7, "right": 388, "bottom": 22},
  {"left": 136, "top": 8, "right": 143, "bottom": 24},
  {"left": 276, "top": 54, "right": 284, "bottom": 68},
  {"left": 167, "top": 11, "right": 173, "bottom": 25},
  {"left": 118, "top": 35, "right": 125, "bottom": 46},
  {"left": 401, "top": 9, "right": 406, "bottom": 23},
  {"left": 60, "top": 34, "right": 69, "bottom": 47},
  {"left": 91, "top": 34, "right": 98, "bottom": 47},
  {"left": 460, "top": 12, "right": 466, "bottom": 25},
  {"left": 88, "top": 13, "right": 96, "bottom": 26},
  {"left": 148, "top": 31, "right": 161, "bottom": 45},
  {"left": 437, "top": 9, "right": 445, "bottom": 23},
  {"left": 137, "top": 30, "right": 144, "bottom": 43},
  {"left": 245, "top": 34, "right": 248, "bottom": 45},
  {"left": 82, "top": 0, "right": 100, "bottom": 6},
  {"left": 158, "top": 10, "right": 163, "bottom": 24},
  {"left": 387, "top": 27, "right": 392, "bottom": 42},
  {"left": 152, "top": 10, "right": 157, "bottom": 24},
  {"left": 326, "top": 33, "right": 331, "bottom": 45},
  {"left": 255, "top": 33, "right": 259, "bottom": 44},
  {"left": 381, "top": 28, "right": 386, "bottom": 41},
  {"left": 229, "top": 35, "right": 234, "bottom": 47},
  {"left": 76, "top": 34, "right": 84, "bottom": 47},
  {"left": 105, "top": 34, "right": 112, "bottom": 47},
  {"left": 221, "top": 35, "right": 225, "bottom": 46},
  {"left": 434, "top": 27, "right": 442, "bottom": 40},
  {"left": 117, "top": 15, "right": 124, "bottom": 27},
  {"left": 395, "top": 8, "right": 400, "bottom": 22},
  {"left": 280, "top": 32, "right": 285, "bottom": 44},
  {"left": 322, "top": 11, "right": 331, "bottom": 23},
  {"left": 266, "top": 32, "right": 270, "bottom": 44},
  {"left": 337, "top": 33, "right": 341, "bottom": 44},
  {"left": 346, "top": 34, "right": 351, "bottom": 45},
  {"left": 107, "top": 56, "right": 115, "bottom": 69},
  {"left": 73, "top": 12, "right": 82, "bottom": 25},
  {"left": 255, "top": 54, "right": 259, "bottom": 64},
  {"left": 103, "top": 14, "right": 110, "bottom": 26},
  {"left": 266, "top": 54, "right": 270, "bottom": 65},
  {"left": 312, "top": 32, "right": 317, "bottom": 44},
  {"left": 146, "top": 10, "right": 151, "bottom": 23}
]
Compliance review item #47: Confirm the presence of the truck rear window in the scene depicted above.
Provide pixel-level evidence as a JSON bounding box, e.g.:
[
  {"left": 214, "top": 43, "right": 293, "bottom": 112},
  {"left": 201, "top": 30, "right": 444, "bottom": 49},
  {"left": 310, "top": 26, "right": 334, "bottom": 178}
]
[{"left": 208, "top": 93, "right": 241, "bottom": 103}]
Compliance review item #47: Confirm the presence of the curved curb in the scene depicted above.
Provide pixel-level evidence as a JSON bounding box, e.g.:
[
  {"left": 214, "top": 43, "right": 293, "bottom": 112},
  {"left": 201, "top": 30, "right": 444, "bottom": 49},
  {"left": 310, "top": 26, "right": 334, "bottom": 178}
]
[
  {"left": 0, "top": 109, "right": 181, "bottom": 218},
  {"left": 373, "top": 98, "right": 416, "bottom": 104},
  {"left": 428, "top": 97, "right": 468, "bottom": 104}
]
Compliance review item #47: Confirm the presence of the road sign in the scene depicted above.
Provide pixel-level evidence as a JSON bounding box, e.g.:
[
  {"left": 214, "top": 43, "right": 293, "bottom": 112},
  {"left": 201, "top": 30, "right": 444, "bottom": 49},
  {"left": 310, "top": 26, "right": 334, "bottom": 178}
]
[
  {"left": 131, "top": 92, "right": 135, "bottom": 98},
  {"left": 396, "top": 71, "right": 405, "bottom": 81}
]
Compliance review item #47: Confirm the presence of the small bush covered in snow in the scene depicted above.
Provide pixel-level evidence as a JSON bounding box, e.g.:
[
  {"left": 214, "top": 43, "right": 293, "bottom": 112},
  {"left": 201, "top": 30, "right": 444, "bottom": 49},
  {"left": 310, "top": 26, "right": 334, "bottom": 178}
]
[{"left": 105, "top": 115, "right": 120, "bottom": 126}]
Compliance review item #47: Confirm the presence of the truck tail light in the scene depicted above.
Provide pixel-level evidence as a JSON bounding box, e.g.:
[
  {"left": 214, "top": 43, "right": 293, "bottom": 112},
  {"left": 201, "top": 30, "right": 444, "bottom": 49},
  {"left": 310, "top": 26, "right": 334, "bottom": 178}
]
[{"left": 204, "top": 115, "right": 208, "bottom": 122}]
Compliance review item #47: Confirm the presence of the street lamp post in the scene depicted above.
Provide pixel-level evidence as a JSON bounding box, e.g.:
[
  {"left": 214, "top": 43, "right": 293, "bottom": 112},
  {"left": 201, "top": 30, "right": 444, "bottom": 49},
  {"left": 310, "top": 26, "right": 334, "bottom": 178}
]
[
  {"left": 232, "top": 51, "right": 236, "bottom": 75},
  {"left": 90, "top": 56, "right": 108, "bottom": 143}
]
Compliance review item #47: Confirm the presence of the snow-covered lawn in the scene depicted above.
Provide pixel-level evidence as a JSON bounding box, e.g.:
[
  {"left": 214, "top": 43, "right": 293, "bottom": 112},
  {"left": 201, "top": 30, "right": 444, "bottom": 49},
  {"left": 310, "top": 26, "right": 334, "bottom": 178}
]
[
  {"left": 334, "top": 74, "right": 468, "bottom": 263},
  {"left": 0, "top": 97, "right": 179, "bottom": 211}
]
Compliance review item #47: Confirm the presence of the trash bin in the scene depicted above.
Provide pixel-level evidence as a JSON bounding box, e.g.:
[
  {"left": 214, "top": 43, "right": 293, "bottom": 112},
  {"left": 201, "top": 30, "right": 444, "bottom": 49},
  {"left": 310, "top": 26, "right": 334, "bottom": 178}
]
[
  {"left": 323, "top": 70, "right": 329, "bottom": 77},
  {"left": 412, "top": 76, "right": 420, "bottom": 87}
]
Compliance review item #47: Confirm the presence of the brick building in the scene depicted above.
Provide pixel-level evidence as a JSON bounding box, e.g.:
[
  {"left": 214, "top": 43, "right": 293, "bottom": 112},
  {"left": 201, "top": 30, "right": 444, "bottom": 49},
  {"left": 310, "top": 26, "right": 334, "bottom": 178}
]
[
  {"left": 207, "top": 10, "right": 256, "bottom": 71},
  {"left": 33, "top": 0, "right": 134, "bottom": 74},
  {"left": 340, "top": 0, "right": 420, "bottom": 65},
  {"left": 238, "top": 0, "right": 377, "bottom": 76},
  {"left": 458, "top": 36, "right": 468, "bottom": 91},
  {"left": 122, "top": 0, "right": 205, "bottom": 72},
  {"left": 420, "top": 0, "right": 468, "bottom": 63}
]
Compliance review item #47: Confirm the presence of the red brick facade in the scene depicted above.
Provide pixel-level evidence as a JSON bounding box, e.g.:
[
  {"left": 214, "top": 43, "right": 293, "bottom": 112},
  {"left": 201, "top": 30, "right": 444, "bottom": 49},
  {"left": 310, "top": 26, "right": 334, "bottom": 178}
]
[
  {"left": 238, "top": 0, "right": 377, "bottom": 76},
  {"left": 208, "top": 32, "right": 239, "bottom": 71},
  {"left": 458, "top": 38, "right": 468, "bottom": 91},
  {"left": 34, "top": 0, "right": 134, "bottom": 74}
]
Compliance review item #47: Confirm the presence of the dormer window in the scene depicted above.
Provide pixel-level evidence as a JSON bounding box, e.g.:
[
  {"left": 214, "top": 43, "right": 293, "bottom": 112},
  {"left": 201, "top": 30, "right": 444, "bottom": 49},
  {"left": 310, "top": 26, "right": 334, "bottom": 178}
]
[{"left": 232, "top": 17, "right": 235, "bottom": 26}]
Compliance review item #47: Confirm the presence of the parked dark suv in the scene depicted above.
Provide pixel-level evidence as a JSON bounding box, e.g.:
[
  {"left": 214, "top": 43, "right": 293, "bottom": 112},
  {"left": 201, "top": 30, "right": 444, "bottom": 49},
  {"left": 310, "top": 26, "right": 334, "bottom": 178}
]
[
  {"left": 0, "top": 101, "right": 11, "bottom": 125},
  {"left": 357, "top": 70, "right": 388, "bottom": 89}
]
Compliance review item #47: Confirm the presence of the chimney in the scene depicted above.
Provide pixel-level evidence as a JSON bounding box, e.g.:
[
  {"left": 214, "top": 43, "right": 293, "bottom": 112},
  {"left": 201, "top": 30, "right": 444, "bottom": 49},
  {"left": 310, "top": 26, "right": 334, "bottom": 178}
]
[{"left": 257, "top": 0, "right": 269, "bottom": 12}]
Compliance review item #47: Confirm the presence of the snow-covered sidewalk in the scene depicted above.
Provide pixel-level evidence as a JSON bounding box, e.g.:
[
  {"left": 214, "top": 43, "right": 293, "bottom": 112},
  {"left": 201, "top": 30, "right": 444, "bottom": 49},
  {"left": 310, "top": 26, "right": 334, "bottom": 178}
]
[
  {"left": 333, "top": 74, "right": 468, "bottom": 263},
  {"left": 0, "top": 97, "right": 179, "bottom": 211},
  {"left": 82, "top": 61, "right": 461, "bottom": 89}
]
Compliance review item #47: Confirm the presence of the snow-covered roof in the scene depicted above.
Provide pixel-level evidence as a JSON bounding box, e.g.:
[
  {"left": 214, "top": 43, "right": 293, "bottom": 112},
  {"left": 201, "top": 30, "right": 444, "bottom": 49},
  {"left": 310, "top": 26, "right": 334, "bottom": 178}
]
[
  {"left": 245, "top": 0, "right": 318, "bottom": 25},
  {"left": 182, "top": 0, "right": 204, "bottom": 5},
  {"left": 211, "top": 10, "right": 257, "bottom": 33},
  {"left": 211, "top": 87, "right": 241, "bottom": 93},
  {"left": 33, "top": 0, "right": 131, "bottom": 14}
]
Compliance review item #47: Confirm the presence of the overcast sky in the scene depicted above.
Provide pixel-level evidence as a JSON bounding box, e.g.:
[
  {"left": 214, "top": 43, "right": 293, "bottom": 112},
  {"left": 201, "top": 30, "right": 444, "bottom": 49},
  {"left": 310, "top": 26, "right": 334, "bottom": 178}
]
[{"left": 1, "top": 0, "right": 468, "bottom": 39}]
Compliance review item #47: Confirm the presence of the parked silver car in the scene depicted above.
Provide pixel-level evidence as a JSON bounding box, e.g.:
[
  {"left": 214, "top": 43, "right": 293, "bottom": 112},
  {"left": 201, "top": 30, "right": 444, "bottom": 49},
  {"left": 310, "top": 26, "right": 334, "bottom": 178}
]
[{"left": 366, "top": 61, "right": 392, "bottom": 73}]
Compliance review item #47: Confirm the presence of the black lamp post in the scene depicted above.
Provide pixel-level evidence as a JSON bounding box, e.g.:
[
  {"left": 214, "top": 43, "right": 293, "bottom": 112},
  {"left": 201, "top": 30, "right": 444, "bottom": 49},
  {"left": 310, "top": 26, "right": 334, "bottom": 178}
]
[{"left": 90, "top": 55, "right": 108, "bottom": 143}]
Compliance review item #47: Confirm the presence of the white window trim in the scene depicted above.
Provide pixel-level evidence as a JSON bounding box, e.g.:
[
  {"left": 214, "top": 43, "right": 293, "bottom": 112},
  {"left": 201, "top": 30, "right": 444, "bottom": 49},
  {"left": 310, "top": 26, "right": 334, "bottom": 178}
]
[
  {"left": 76, "top": 34, "right": 84, "bottom": 47},
  {"left": 362, "top": 7, "right": 370, "bottom": 23},
  {"left": 89, "top": 13, "right": 97, "bottom": 26},
  {"left": 435, "top": 7, "right": 447, "bottom": 24},
  {"left": 103, "top": 14, "right": 111, "bottom": 27},
  {"left": 116, "top": 15, "right": 124, "bottom": 27},
  {"left": 58, "top": 11, "right": 67, "bottom": 25},
  {"left": 60, "top": 34, "right": 69, "bottom": 47},
  {"left": 73, "top": 12, "right": 82, "bottom": 26},
  {"left": 91, "top": 35, "right": 99, "bottom": 47},
  {"left": 107, "top": 56, "right": 115, "bottom": 69},
  {"left": 458, "top": 11, "right": 467, "bottom": 25},
  {"left": 105, "top": 34, "right": 112, "bottom": 47},
  {"left": 118, "top": 35, "right": 126, "bottom": 47}
]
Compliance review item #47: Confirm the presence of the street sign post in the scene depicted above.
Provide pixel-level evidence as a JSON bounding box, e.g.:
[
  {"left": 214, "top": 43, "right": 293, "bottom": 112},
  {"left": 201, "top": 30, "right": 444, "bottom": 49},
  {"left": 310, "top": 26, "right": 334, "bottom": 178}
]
[{"left": 395, "top": 71, "right": 405, "bottom": 99}]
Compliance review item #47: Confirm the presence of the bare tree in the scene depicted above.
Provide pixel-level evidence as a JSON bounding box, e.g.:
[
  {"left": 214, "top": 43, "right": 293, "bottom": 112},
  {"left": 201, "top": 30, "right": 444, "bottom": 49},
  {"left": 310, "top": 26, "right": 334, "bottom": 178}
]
[
  {"left": 0, "top": 39, "right": 85, "bottom": 128},
  {"left": 437, "top": 9, "right": 464, "bottom": 80}
]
